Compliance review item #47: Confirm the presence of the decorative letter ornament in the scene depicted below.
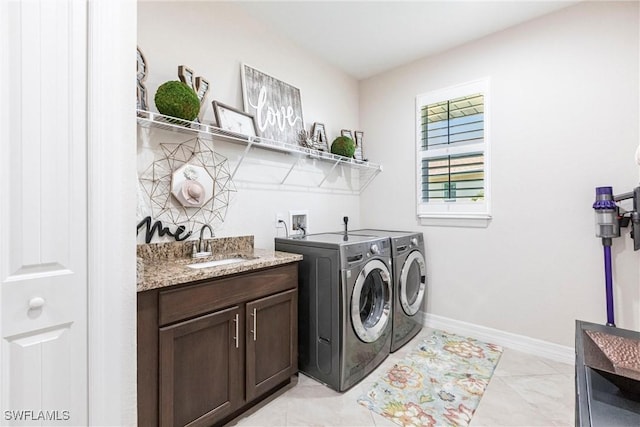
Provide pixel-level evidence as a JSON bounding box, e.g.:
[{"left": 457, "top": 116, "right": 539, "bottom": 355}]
[
  {"left": 137, "top": 47, "right": 149, "bottom": 111},
  {"left": 178, "top": 65, "right": 210, "bottom": 122}
]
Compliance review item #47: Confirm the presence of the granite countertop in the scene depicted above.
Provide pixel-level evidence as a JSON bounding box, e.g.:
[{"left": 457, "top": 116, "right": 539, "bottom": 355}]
[{"left": 137, "top": 236, "right": 302, "bottom": 292}]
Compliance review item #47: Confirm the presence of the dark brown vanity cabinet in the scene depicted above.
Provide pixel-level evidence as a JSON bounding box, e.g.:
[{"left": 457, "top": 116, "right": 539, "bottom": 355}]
[{"left": 138, "top": 263, "right": 298, "bottom": 427}]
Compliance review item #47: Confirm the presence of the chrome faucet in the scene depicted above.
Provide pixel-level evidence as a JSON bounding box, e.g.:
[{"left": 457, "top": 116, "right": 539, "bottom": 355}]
[{"left": 193, "top": 224, "right": 214, "bottom": 258}]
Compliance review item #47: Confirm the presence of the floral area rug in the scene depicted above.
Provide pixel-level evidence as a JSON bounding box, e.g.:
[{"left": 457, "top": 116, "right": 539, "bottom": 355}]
[{"left": 358, "top": 330, "right": 503, "bottom": 427}]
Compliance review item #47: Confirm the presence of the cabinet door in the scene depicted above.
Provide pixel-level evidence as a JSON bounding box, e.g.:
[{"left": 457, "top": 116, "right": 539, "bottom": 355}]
[
  {"left": 246, "top": 289, "right": 298, "bottom": 401},
  {"left": 159, "top": 306, "right": 243, "bottom": 427}
]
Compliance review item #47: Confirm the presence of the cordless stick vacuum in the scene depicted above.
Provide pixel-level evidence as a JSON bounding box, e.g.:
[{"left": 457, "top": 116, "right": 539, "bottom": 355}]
[
  {"left": 592, "top": 185, "right": 640, "bottom": 327},
  {"left": 593, "top": 187, "right": 619, "bottom": 327}
]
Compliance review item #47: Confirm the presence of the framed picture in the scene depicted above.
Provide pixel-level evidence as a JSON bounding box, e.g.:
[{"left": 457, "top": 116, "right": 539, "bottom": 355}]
[
  {"left": 354, "top": 130, "right": 364, "bottom": 161},
  {"left": 311, "top": 122, "right": 328, "bottom": 151},
  {"left": 241, "top": 64, "right": 305, "bottom": 145},
  {"left": 212, "top": 100, "right": 259, "bottom": 138}
]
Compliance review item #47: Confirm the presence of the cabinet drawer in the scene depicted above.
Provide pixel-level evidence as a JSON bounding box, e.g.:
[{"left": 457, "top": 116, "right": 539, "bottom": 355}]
[{"left": 159, "top": 263, "right": 297, "bottom": 326}]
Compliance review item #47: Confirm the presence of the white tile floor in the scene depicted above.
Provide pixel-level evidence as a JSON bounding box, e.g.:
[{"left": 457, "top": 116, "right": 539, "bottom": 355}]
[{"left": 234, "top": 328, "right": 575, "bottom": 427}]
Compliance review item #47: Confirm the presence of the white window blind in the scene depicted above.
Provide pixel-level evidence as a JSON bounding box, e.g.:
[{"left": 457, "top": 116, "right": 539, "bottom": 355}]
[{"left": 416, "top": 79, "right": 490, "bottom": 220}]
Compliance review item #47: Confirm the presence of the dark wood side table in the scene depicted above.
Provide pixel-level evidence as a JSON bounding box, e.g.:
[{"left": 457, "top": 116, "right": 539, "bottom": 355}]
[{"left": 575, "top": 320, "right": 640, "bottom": 426}]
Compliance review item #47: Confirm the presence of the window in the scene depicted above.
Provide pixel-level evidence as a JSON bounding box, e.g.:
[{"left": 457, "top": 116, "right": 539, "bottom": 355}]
[{"left": 416, "top": 79, "right": 490, "bottom": 222}]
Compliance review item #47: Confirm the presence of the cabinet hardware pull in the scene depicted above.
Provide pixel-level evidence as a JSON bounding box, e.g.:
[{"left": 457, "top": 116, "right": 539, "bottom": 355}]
[
  {"left": 233, "top": 313, "right": 239, "bottom": 349},
  {"left": 251, "top": 308, "right": 257, "bottom": 341}
]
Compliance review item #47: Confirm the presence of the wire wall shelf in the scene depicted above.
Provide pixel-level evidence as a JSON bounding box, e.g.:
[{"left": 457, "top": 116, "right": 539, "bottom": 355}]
[{"left": 137, "top": 110, "right": 383, "bottom": 193}]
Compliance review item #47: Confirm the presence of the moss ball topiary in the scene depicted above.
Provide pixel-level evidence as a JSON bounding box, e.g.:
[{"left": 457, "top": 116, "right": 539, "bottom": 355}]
[
  {"left": 154, "top": 81, "right": 200, "bottom": 121},
  {"left": 330, "top": 136, "right": 356, "bottom": 158}
]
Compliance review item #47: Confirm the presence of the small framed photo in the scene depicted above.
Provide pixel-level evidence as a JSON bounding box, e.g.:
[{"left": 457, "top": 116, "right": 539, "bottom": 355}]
[
  {"left": 311, "top": 122, "right": 328, "bottom": 151},
  {"left": 212, "top": 100, "right": 259, "bottom": 138},
  {"left": 354, "top": 131, "right": 364, "bottom": 161},
  {"left": 341, "top": 129, "right": 354, "bottom": 140}
]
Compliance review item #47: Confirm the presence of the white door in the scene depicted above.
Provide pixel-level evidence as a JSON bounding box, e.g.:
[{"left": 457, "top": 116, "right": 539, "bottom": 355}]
[{"left": 0, "top": 0, "right": 88, "bottom": 425}]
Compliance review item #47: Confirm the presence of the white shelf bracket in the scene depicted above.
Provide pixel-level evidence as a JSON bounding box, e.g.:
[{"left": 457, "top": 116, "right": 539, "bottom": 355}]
[
  {"left": 318, "top": 159, "right": 341, "bottom": 187},
  {"left": 280, "top": 156, "right": 301, "bottom": 185},
  {"left": 360, "top": 168, "right": 381, "bottom": 192},
  {"left": 230, "top": 139, "right": 254, "bottom": 180}
]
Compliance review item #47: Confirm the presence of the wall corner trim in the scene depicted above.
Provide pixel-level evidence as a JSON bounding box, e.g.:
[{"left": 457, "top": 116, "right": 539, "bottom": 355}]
[{"left": 424, "top": 313, "right": 574, "bottom": 364}]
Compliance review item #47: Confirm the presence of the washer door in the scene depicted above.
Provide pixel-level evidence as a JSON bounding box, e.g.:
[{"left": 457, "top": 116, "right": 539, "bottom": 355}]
[
  {"left": 351, "top": 259, "right": 392, "bottom": 343},
  {"left": 399, "top": 250, "right": 427, "bottom": 316}
]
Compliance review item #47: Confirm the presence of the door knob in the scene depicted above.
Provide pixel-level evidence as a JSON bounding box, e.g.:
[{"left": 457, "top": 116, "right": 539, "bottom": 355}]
[{"left": 28, "top": 297, "right": 45, "bottom": 309}]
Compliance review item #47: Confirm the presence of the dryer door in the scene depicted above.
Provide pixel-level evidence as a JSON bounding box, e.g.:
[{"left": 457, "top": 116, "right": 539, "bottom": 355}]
[
  {"left": 350, "top": 259, "right": 392, "bottom": 343},
  {"left": 399, "top": 250, "right": 427, "bottom": 316}
]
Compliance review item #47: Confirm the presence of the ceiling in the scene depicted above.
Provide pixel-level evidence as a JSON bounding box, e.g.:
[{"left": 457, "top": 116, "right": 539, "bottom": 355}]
[{"left": 235, "top": 0, "right": 581, "bottom": 80}]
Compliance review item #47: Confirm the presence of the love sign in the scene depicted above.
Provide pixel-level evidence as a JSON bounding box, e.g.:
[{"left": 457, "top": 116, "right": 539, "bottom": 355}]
[{"left": 241, "top": 64, "right": 305, "bottom": 145}]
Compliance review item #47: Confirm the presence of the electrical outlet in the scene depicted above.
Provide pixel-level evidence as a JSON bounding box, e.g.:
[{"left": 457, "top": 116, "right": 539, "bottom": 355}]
[{"left": 275, "top": 213, "right": 285, "bottom": 228}]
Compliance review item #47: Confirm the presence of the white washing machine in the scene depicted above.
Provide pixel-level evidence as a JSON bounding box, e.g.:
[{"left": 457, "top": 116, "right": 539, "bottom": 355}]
[
  {"left": 352, "top": 230, "right": 427, "bottom": 352},
  {"left": 275, "top": 233, "right": 393, "bottom": 391}
]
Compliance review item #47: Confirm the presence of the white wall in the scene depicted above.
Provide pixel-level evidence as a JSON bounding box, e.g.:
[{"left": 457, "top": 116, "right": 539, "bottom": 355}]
[
  {"left": 359, "top": 1, "right": 640, "bottom": 347},
  {"left": 137, "top": 1, "right": 362, "bottom": 248},
  {"left": 88, "top": 1, "right": 138, "bottom": 423},
  {"left": 138, "top": 1, "right": 639, "bottom": 348}
]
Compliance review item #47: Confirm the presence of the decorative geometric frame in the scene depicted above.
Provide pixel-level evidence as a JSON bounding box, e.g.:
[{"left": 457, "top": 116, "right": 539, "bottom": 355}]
[{"left": 138, "top": 137, "right": 235, "bottom": 234}]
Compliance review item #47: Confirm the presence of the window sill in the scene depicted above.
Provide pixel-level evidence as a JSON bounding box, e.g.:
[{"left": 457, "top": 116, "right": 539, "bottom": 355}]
[{"left": 418, "top": 213, "right": 492, "bottom": 228}]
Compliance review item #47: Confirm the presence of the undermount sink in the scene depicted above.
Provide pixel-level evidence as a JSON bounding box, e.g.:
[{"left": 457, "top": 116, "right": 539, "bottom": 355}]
[{"left": 186, "top": 257, "right": 253, "bottom": 269}]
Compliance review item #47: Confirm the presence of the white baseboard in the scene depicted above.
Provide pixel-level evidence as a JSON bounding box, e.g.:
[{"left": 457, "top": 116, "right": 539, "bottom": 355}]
[{"left": 424, "top": 313, "right": 575, "bottom": 365}]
